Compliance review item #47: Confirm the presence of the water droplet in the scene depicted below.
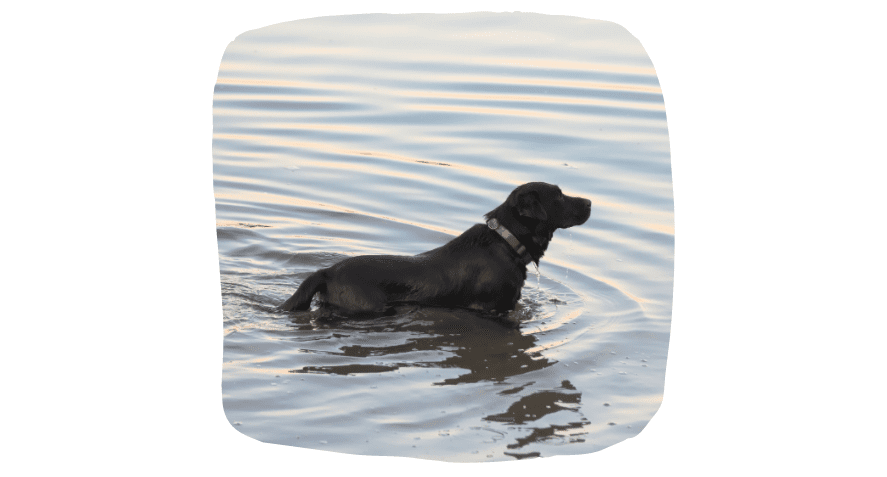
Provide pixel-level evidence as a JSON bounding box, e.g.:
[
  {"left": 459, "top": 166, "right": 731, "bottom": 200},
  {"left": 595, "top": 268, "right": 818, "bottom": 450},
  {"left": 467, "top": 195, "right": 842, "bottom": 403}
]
[
  {"left": 233, "top": 421, "right": 242, "bottom": 426},
  {"left": 320, "top": 440, "right": 328, "bottom": 444}
]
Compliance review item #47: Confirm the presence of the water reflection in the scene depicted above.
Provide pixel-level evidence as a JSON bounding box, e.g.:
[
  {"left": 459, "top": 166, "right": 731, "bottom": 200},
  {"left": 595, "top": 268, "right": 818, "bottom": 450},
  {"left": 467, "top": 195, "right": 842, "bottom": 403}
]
[
  {"left": 217, "top": 12, "right": 672, "bottom": 460},
  {"left": 506, "top": 421, "right": 589, "bottom": 450},
  {"left": 486, "top": 381, "right": 589, "bottom": 450},
  {"left": 486, "top": 381, "right": 581, "bottom": 425},
  {"left": 281, "top": 305, "right": 593, "bottom": 455},
  {"left": 284, "top": 306, "right": 554, "bottom": 385}
]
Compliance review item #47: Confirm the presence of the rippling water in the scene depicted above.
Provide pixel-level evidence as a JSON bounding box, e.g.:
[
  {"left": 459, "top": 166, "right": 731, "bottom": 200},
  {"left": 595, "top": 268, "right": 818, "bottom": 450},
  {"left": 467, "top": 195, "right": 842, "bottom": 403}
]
[{"left": 214, "top": 12, "right": 673, "bottom": 462}]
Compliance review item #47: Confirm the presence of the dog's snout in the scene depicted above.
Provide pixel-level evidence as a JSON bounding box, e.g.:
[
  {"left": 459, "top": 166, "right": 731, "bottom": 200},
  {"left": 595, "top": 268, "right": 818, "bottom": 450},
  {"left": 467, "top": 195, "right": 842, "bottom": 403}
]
[
  {"left": 559, "top": 196, "right": 591, "bottom": 228},
  {"left": 575, "top": 197, "right": 591, "bottom": 220}
]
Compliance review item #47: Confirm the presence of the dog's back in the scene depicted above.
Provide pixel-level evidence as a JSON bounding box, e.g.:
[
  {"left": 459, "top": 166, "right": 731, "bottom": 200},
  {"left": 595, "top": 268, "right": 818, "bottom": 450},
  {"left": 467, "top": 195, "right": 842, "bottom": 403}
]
[{"left": 281, "top": 224, "right": 523, "bottom": 314}]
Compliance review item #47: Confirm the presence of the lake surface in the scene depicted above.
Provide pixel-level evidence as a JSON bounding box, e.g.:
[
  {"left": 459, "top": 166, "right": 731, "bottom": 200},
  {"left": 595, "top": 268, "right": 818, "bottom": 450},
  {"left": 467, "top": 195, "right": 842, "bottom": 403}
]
[{"left": 214, "top": 12, "right": 673, "bottom": 462}]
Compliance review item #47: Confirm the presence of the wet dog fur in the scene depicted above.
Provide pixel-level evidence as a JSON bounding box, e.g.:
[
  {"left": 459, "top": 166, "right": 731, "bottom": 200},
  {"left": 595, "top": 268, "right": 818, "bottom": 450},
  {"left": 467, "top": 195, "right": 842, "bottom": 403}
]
[{"left": 279, "top": 182, "right": 591, "bottom": 317}]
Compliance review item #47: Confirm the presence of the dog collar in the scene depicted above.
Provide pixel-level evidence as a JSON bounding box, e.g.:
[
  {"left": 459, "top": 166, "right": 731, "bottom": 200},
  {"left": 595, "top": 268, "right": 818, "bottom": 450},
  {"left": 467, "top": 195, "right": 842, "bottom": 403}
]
[{"left": 487, "top": 218, "right": 533, "bottom": 264}]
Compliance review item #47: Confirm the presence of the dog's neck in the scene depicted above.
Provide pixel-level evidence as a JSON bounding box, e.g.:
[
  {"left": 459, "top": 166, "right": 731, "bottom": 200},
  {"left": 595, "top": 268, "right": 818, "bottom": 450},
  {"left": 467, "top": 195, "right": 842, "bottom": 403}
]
[
  {"left": 484, "top": 206, "right": 555, "bottom": 266},
  {"left": 486, "top": 218, "right": 535, "bottom": 265}
]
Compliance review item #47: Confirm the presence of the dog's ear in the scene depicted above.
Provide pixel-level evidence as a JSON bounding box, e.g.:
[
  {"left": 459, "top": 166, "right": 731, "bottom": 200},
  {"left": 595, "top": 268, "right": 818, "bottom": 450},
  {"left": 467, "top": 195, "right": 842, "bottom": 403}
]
[{"left": 515, "top": 191, "right": 547, "bottom": 221}]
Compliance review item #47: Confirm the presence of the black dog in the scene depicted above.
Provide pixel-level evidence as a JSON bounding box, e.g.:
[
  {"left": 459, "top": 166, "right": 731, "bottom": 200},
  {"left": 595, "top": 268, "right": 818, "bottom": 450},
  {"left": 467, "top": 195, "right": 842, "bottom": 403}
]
[{"left": 280, "top": 182, "right": 591, "bottom": 316}]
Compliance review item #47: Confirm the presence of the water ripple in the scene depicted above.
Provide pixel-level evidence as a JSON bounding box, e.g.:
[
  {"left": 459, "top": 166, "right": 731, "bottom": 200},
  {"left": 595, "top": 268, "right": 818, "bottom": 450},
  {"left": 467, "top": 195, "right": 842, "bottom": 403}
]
[{"left": 216, "top": 12, "right": 672, "bottom": 462}]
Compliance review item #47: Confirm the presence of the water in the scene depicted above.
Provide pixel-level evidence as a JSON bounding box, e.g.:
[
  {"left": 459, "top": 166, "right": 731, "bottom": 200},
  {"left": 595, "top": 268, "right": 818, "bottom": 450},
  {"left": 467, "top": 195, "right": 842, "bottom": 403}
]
[{"left": 214, "top": 12, "right": 673, "bottom": 462}]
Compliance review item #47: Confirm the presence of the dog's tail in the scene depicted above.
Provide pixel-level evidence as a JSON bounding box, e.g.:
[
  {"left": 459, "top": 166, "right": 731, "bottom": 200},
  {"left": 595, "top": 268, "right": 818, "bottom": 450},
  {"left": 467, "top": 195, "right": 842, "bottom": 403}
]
[{"left": 279, "top": 269, "right": 327, "bottom": 311}]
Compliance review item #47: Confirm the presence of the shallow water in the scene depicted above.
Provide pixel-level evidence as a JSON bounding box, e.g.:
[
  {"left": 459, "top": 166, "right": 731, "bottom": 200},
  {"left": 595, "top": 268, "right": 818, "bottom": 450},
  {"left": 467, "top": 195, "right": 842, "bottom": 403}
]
[{"left": 214, "top": 12, "right": 673, "bottom": 462}]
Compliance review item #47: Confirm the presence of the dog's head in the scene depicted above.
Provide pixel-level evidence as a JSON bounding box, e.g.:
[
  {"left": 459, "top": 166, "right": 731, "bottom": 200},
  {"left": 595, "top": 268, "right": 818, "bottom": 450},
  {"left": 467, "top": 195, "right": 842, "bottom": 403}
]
[
  {"left": 484, "top": 182, "right": 591, "bottom": 264},
  {"left": 503, "top": 182, "right": 591, "bottom": 230}
]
